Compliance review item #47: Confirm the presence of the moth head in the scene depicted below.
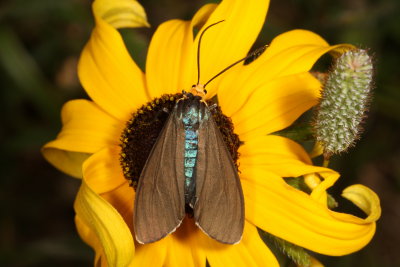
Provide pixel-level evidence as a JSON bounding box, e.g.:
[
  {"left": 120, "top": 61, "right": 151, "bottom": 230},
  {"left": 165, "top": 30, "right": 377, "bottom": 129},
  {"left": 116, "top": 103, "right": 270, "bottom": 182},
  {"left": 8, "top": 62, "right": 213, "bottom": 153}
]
[{"left": 191, "top": 84, "right": 207, "bottom": 98}]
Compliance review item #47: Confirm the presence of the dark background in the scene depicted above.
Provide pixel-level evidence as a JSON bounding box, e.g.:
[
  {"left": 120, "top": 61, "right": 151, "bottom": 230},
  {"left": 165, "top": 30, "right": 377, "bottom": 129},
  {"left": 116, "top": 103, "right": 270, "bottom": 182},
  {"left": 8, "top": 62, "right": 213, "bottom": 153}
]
[{"left": 1, "top": 0, "right": 399, "bottom": 266}]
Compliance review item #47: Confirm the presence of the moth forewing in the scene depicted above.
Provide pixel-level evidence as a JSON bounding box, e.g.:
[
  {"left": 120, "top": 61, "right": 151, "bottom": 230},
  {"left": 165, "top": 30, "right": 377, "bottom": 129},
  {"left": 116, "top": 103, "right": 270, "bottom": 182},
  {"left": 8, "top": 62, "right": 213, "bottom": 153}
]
[
  {"left": 133, "top": 108, "right": 186, "bottom": 244},
  {"left": 194, "top": 103, "right": 244, "bottom": 244}
]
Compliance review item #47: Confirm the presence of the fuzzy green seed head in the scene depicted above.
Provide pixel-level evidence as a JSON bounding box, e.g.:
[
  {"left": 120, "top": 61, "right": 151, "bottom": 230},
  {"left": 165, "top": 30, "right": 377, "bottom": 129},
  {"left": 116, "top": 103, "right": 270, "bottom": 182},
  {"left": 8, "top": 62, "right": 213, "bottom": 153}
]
[{"left": 314, "top": 49, "right": 373, "bottom": 158}]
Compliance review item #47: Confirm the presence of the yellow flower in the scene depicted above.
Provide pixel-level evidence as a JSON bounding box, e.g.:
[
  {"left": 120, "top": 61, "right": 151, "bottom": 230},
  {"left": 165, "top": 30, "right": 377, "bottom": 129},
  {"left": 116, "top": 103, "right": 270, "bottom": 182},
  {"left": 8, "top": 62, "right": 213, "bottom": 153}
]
[{"left": 42, "top": 0, "right": 381, "bottom": 266}]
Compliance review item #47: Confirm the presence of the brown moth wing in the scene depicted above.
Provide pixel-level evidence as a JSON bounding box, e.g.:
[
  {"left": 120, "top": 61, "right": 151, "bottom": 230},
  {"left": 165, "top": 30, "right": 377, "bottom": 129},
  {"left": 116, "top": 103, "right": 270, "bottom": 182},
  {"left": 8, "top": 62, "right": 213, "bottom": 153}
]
[
  {"left": 133, "top": 110, "right": 186, "bottom": 244},
  {"left": 194, "top": 107, "right": 245, "bottom": 244}
]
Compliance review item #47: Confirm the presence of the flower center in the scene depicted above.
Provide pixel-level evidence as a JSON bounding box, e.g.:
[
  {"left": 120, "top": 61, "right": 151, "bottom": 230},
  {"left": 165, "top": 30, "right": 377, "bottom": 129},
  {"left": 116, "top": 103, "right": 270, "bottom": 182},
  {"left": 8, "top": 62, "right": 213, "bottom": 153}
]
[{"left": 119, "top": 93, "right": 242, "bottom": 189}]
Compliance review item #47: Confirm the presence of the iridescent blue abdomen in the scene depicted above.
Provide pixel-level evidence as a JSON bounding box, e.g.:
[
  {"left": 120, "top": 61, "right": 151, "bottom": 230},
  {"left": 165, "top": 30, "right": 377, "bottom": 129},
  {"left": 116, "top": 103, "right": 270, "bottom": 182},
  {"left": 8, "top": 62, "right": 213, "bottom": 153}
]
[{"left": 177, "top": 94, "right": 209, "bottom": 209}]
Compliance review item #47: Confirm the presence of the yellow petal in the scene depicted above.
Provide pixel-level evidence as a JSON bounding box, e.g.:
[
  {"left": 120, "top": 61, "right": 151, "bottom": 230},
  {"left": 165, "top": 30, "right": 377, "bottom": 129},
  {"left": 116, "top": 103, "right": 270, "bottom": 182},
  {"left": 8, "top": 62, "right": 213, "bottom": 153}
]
[
  {"left": 75, "top": 216, "right": 105, "bottom": 266},
  {"left": 146, "top": 3, "right": 220, "bottom": 99},
  {"left": 192, "top": 0, "right": 270, "bottom": 97},
  {"left": 44, "top": 99, "right": 121, "bottom": 153},
  {"left": 131, "top": 239, "right": 167, "bottom": 266},
  {"left": 230, "top": 72, "right": 321, "bottom": 139},
  {"left": 180, "top": 3, "right": 218, "bottom": 89},
  {"left": 254, "top": 30, "right": 353, "bottom": 78},
  {"left": 309, "top": 141, "right": 324, "bottom": 158},
  {"left": 165, "top": 218, "right": 206, "bottom": 267},
  {"left": 241, "top": 167, "right": 379, "bottom": 256},
  {"left": 103, "top": 181, "right": 135, "bottom": 235},
  {"left": 341, "top": 184, "right": 381, "bottom": 223},
  {"left": 145, "top": 19, "right": 193, "bottom": 99},
  {"left": 218, "top": 30, "right": 352, "bottom": 118},
  {"left": 239, "top": 135, "right": 338, "bottom": 204},
  {"left": 83, "top": 146, "right": 135, "bottom": 232},
  {"left": 78, "top": 12, "right": 148, "bottom": 121},
  {"left": 198, "top": 221, "right": 278, "bottom": 267},
  {"left": 310, "top": 256, "right": 324, "bottom": 267},
  {"left": 74, "top": 180, "right": 135, "bottom": 266},
  {"left": 93, "top": 0, "right": 150, "bottom": 29},
  {"left": 191, "top": 4, "right": 217, "bottom": 29},
  {"left": 83, "top": 146, "right": 127, "bottom": 194},
  {"left": 239, "top": 135, "right": 312, "bottom": 163},
  {"left": 42, "top": 99, "right": 122, "bottom": 178},
  {"left": 241, "top": 222, "right": 279, "bottom": 267},
  {"left": 41, "top": 149, "right": 90, "bottom": 178}
]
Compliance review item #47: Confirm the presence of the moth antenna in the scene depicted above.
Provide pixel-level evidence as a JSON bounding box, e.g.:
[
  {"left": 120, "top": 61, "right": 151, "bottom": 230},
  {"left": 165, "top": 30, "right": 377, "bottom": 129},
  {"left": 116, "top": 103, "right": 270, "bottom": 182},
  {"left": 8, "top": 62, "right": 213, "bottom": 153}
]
[
  {"left": 204, "top": 45, "right": 268, "bottom": 88},
  {"left": 197, "top": 20, "right": 225, "bottom": 85}
]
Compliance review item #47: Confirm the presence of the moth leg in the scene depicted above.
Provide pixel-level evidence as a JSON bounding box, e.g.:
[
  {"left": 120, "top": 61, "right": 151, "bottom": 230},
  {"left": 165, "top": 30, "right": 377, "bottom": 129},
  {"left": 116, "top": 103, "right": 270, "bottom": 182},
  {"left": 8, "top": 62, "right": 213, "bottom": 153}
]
[{"left": 208, "top": 103, "right": 218, "bottom": 111}]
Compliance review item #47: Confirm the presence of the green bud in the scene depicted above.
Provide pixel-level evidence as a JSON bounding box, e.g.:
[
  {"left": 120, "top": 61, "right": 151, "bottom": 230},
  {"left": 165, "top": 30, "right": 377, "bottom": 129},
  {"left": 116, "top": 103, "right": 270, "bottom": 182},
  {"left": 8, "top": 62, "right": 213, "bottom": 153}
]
[{"left": 314, "top": 49, "right": 373, "bottom": 158}]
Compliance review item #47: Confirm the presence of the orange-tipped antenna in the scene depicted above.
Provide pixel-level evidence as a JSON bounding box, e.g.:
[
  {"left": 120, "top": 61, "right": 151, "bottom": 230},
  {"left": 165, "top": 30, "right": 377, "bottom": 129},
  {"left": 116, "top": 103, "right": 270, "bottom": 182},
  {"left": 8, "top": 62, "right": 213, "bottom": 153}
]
[
  {"left": 204, "top": 45, "right": 268, "bottom": 88},
  {"left": 197, "top": 20, "right": 225, "bottom": 85}
]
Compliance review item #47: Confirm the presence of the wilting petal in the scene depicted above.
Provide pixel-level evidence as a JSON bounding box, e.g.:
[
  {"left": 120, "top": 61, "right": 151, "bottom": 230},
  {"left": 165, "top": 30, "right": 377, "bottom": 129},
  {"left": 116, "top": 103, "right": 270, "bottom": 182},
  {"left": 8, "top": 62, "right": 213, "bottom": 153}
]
[
  {"left": 241, "top": 167, "right": 380, "bottom": 256},
  {"left": 230, "top": 72, "right": 321, "bottom": 139},
  {"left": 42, "top": 100, "right": 122, "bottom": 178},
  {"left": 192, "top": 0, "right": 270, "bottom": 97},
  {"left": 93, "top": 0, "right": 149, "bottom": 29},
  {"left": 198, "top": 221, "right": 278, "bottom": 267},
  {"left": 78, "top": 3, "right": 148, "bottom": 121},
  {"left": 218, "top": 30, "right": 353, "bottom": 119},
  {"left": 146, "top": 19, "right": 193, "bottom": 98},
  {"left": 74, "top": 180, "right": 135, "bottom": 266}
]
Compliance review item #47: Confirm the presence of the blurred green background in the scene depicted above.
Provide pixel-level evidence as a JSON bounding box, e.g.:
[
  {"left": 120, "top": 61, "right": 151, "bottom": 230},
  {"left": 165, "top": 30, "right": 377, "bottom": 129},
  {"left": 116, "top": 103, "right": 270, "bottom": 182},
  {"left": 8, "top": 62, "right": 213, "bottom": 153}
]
[{"left": 1, "top": 0, "right": 399, "bottom": 266}]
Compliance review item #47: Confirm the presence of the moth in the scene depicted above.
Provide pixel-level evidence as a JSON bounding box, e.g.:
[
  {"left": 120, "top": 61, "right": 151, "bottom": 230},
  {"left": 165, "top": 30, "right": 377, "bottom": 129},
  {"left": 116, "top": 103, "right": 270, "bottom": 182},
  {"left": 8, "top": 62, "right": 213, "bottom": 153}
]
[{"left": 133, "top": 21, "right": 266, "bottom": 245}]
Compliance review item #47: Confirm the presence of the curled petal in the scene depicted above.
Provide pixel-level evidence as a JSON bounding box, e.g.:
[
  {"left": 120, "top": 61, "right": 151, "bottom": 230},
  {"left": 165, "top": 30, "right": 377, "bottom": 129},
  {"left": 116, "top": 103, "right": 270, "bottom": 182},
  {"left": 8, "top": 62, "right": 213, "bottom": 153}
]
[
  {"left": 93, "top": 0, "right": 150, "bottom": 28},
  {"left": 239, "top": 135, "right": 339, "bottom": 204},
  {"left": 341, "top": 184, "right": 381, "bottom": 223},
  {"left": 241, "top": 167, "right": 378, "bottom": 256},
  {"left": 74, "top": 180, "right": 135, "bottom": 266}
]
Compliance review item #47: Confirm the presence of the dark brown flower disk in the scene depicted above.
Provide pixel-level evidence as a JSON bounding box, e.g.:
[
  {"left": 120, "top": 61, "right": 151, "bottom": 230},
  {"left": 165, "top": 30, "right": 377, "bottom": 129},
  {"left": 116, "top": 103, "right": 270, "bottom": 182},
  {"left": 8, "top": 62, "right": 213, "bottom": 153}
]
[{"left": 120, "top": 93, "right": 242, "bottom": 190}]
